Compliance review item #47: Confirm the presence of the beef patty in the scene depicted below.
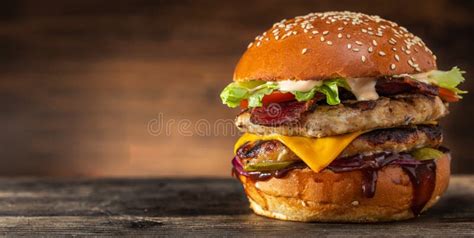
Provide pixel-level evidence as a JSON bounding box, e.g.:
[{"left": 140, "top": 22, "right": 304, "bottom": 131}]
[
  {"left": 236, "top": 94, "right": 448, "bottom": 138},
  {"left": 236, "top": 125, "right": 442, "bottom": 166}
]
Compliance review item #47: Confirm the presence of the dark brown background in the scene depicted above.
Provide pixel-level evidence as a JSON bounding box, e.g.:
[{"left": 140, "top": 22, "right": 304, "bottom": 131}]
[{"left": 0, "top": 0, "right": 472, "bottom": 177}]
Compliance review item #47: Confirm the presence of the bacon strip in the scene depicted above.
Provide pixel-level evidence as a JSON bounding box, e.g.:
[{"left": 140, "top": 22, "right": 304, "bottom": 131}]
[
  {"left": 248, "top": 100, "right": 317, "bottom": 126},
  {"left": 376, "top": 76, "right": 439, "bottom": 97}
]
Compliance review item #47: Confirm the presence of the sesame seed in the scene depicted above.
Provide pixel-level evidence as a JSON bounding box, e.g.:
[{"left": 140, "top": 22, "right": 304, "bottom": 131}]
[
  {"left": 355, "top": 41, "right": 363, "bottom": 46},
  {"left": 338, "top": 33, "right": 343, "bottom": 38},
  {"left": 346, "top": 34, "right": 351, "bottom": 39},
  {"left": 395, "top": 54, "right": 400, "bottom": 61},
  {"left": 390, "top": 64, "right": 396, "bottom": 70},
  {"left": 347, "top": 44, "right": 352, "bottom": 49},
  {"left": 301, "top": 48, "right": 308, "bottom": 54},
  {"left": 351, "top": 201, "right": 360, "bottom": 206},
  {"left": 405, "top": 50, "right": 411, "bottom": 54},
  {"left": 372, "top": 40, "right": 378, "bottom": 46},
  {"left": 392, "top": 47, "right": 397, "bottom": 51},
  {"left": 378, "top": 51, "right": 386, "bottom": 56},
  {"left": 368, "top": 47, "right": 374, "bottom": 53},
  {"left": 320, "top": 36, "right": 325, "bottom": 42},
  {"left": 338, "top": 27, "right": 344, "bottom": 31},
  {"left": 323, "top": 30, "right": 329, "bottom": 35},
  {"left": 312, "top": 30, "right": 319, "bottom": 35},
  {"left": 326, "top": 41, "right": 333, "bottom": 45},
  {"left": 247, "top": 42, "right": 253, "bottom": 48},
  {"left": 361, "top": 55, "right": 366, "bottom": 62},
  {"left": 353, "top": 48, "right": 360, "bottom": 52},
  {"left": 362, "top": 29, "right": 368, "bottom": 33},
  {"left": 256, "top": 41, "right": 261, "bottom": 47}
]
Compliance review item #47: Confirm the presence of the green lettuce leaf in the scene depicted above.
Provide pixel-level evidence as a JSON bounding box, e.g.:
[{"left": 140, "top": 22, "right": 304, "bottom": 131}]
[
  {"left": 220, "top": 78, "right": 350, "bottom": 108},
  {"left": 293, "top": 78, "right": 347, "bottom": 105},
  {"left": 412, "top": 67, "right": 467, "bottom": 95},
  {"left": 293, "top": 89, "right": 316, "bottom": 101},
  {"left": 219, "top": 83, "right": 248, "bottom": 108},
  {"left": 319, "top": 81, "right": 340, "bottom": 105},
  {"left": 219, "top": 81, "right": 277, "bottom": 108},
  {"left": 247, "top": 83, "right": 278, "bottom": 107}
]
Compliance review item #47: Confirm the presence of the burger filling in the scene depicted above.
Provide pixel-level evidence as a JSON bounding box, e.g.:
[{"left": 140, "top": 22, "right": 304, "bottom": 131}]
[
  {"left": 235, "top": 125, "right": 442, "bottom": 172},
  {"left": 232, "top": 147, "right": 445, "bottom": 179},
  {"left": 220, "top": 67, "right": 466, "bottom": 109}
]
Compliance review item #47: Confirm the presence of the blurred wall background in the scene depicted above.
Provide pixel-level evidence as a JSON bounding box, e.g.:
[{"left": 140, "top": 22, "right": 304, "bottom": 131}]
[{"left": 0, "top": 0, "right": 472, "bottom": 177}]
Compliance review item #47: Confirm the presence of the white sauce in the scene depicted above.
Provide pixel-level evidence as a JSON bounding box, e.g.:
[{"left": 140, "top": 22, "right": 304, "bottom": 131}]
[
  {"left": 275, "top": 77, "right": 380, "bottom": 101},
  {"left": 277, "top": 80, "right": 323, "bottom": 92},
  {"left": 346, "top": 78, "right": 379, "bottom": 101},
  {"left": 394, "top": 72, "right": 431, "bottom": 84}
]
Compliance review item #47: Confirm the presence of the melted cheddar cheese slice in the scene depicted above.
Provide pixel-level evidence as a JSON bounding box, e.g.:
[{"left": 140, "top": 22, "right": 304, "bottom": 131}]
[{"left": 234, "top": 132, "right": 364, "bottom": 172}]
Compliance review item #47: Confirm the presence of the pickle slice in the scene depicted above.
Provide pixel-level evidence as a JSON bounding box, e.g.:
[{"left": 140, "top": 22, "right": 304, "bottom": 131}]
[
  {"left": 411, "top": 148, "right": 444, "bottom": 161},
  {"left": 243, "top": 161, "right": 295, "bottom": 172}
]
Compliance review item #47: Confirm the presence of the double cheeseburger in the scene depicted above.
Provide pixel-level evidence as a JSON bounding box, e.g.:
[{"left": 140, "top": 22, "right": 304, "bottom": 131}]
[{"left": 220, "top": 11, "right": 466, "bottom": 222}]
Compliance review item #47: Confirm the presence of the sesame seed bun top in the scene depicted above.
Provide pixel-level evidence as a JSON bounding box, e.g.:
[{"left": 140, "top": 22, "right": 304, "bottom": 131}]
[{"left": 233, "top": 11, "right": 437, "bottom": 82}]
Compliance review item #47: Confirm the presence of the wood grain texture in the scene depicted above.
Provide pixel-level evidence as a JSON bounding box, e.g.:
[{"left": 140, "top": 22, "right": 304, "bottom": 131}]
[
  {"left": 0, "top": 0, "right": 472, "bottom": 177},
  {"left": 0, "top": 176, "right": 472, "bottom": 236}
]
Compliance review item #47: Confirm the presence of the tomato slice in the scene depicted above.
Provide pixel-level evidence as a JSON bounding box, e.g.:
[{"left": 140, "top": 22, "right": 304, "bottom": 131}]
[
  {"left": 240, "top": 92, "right": 295, "bottom": 109},
  {"left": 438, "top": 87, "right": 459, "bottom": 102},
  {"left": 240, "top": 100, "right": 248, "bottom": 109},
  {"left": 261, "top": 92, "right": 295, "bottom": 104}
]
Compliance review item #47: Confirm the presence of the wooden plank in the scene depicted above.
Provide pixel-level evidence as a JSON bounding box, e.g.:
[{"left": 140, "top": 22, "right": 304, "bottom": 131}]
[
  {"left": 0, "top": 215, "right": 472, "bottom": 236},
  {"left": 0, "top": 178, "right": 247, "bottom": 216},
  {"left": 0, "top": 177, "right": 471, "bottom": 235}
]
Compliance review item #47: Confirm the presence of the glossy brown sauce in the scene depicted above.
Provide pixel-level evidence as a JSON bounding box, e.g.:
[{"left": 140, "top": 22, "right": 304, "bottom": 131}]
[
  {"left": 401, "top": 161, "right": 437, "bottom": 215},
  {"left": 232, "top": 152, "right": 440, "bottom": 216},
  {"left": 361, "top": 169, "right": 378, "bottom": 198}
]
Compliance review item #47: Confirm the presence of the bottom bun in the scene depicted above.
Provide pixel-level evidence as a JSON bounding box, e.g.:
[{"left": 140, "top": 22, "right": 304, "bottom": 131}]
[{"left": 239, "top": 154, "right": 450, "bottom": 222}]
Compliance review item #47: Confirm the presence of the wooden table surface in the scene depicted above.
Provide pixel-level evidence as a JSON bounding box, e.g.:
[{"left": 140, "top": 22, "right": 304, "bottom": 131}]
[{"left": 0, "top": 176, "right": 472, "bottom": 236}]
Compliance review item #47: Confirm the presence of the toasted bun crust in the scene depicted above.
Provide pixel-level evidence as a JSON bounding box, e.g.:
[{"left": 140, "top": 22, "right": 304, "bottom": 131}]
[
  {"left": 239, "top": 153, "right": 450, "bottom": 222},
  {"left": 234, "top": 11, "right": 437, "bottom": 82}
]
